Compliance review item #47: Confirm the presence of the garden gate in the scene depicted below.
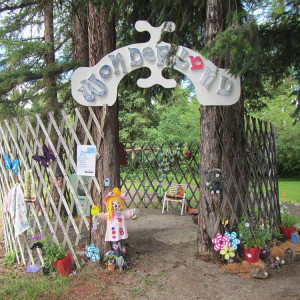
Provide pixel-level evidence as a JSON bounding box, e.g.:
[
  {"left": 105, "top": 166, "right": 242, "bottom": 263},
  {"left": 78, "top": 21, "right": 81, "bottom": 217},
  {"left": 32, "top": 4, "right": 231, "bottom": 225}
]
[{"left": 0, "top": 108, "right": 279, "bottom": 268}]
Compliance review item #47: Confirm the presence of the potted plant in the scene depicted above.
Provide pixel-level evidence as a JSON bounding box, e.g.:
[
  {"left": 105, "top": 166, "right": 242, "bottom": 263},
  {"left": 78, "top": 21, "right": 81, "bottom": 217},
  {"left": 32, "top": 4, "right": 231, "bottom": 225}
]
[
  {"left": 238, "top": 218, "right": 272, "bottom": 263},
  {"left": 104, "top": 250, "right": 116, "bottom": 271},
  {"left": 280, "top": 213, "right": 298, "bottom": 240},
  {"left": 32, "top": 232, "right": 71, "bottom": 277}
]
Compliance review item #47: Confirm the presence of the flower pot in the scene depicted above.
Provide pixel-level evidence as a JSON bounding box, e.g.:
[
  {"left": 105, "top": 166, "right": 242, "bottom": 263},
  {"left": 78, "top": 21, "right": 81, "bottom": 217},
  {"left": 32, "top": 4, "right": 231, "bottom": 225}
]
[
  {"left": 107, "top": 263, "right": 115, "bottom": 271},
  {"left": 52, "top": 253, "right": 72, "bottom": 277},
  {"left": 280, "top": 226, "right": 296, "bottom": 240},
  {"left": 241, "top": 244, "right": 261, "bottom": 263}
]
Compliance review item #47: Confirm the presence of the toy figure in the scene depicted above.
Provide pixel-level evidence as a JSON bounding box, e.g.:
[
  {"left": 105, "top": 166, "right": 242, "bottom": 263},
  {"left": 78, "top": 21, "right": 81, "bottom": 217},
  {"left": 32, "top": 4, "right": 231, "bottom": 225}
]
[{"left": 97, "top": 187, "right": 138, "bottom": 269}]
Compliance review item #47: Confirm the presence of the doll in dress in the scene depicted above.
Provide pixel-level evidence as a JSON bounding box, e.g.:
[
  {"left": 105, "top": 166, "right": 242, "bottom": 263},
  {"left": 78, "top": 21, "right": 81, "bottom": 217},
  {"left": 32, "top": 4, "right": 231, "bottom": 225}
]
[{"left": 97, "top": 187, "right": 137, "bottom": 269}]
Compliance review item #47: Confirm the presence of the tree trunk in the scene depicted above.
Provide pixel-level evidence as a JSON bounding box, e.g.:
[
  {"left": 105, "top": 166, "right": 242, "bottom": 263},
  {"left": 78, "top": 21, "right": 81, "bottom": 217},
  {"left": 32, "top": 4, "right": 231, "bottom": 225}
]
[
  {"left": 88, "top": 3, "right": 119, "bottom": 255},
  {"left": 198, "top": 0, "right": 245, "bottom": 257},
  {"left": 43, "top": 0, "right": 57, "bottom": 114},
  {"left": 72, "top": 1, "right": 89, "bottom": 144}
]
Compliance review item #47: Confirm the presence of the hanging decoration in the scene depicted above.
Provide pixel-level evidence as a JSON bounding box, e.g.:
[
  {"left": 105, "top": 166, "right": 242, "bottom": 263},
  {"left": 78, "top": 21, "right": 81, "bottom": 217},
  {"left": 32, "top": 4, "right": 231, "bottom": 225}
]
[
  {"left": 85, "top": 244, "right": 100, "bottom": 261},
  {"left": 3, "top": 153, "right": 19, "bottom": 175},
  {"left": 205, "top": 168, "right": 223, "bottom": 194},
  {"left": 91, "top": 205, "right": 100, "bottom": 216},
  {"left": 24, "top": 169, "right": 36, "bottom": 202},
  {"left": 32, "top": 144, "right": 56, "bottom": 168}
]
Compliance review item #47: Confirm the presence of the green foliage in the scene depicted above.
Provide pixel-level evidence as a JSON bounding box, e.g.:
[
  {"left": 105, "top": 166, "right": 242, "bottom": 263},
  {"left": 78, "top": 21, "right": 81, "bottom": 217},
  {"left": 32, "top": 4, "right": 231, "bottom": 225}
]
[
  {"left": 280, "top": 213, "right": 299, "bottom": 227},
  {"left": 238, "top": 217, "right": 272, "bottom": 250},
  {"left": 1, "top": 251, "right": 17, "bottom": 267},
  {"left": 0, "top": 271, "right": 69, "bottom": 300},
  {"left": 32, "top": 232, "right": 66, "bottom": 270},
  {"left": 278, "top": 178, "right": 300, "bottom": 203},
  {"left": 250, "top": 78, "right": 300, "bottom": 177}
]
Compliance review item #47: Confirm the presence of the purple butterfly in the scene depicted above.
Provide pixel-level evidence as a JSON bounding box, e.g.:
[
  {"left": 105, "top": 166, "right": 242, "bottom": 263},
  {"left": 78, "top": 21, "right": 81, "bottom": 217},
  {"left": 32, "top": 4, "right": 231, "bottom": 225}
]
[{"left": 32, "top": 144, "right": 56, "bottom": 167}]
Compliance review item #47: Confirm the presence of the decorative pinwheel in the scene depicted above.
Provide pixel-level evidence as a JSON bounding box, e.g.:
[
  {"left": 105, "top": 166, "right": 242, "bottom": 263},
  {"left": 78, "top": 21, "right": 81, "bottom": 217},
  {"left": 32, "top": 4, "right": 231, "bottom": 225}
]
[
  {"left": 224, "top": 232, "right": 240, "bottom": 250},
  {"left": 85, "top": 244, "right": 100, "bottom": 261},
  {"left": 220, "top": 245, "right": 235, "bottom": 260},
  {"left": 212, "top": 233, "right": 230, "bottom": 251}
]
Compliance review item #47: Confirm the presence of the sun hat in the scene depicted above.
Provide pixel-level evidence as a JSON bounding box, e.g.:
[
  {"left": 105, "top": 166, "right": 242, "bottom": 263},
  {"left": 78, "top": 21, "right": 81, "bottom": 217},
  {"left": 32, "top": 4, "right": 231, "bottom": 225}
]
[{"left": 103, "top": 187, "right": 125, "bottom": 205}]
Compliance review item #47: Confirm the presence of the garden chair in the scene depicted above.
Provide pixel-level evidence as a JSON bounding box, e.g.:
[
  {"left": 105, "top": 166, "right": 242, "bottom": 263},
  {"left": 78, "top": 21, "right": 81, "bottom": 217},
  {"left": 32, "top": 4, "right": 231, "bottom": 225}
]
[
  {"left": 69, "top": 173, "right": 90, "bottom": 216},
  {"left": 162, "top": 183, "right": 187, "bottom": 215}
]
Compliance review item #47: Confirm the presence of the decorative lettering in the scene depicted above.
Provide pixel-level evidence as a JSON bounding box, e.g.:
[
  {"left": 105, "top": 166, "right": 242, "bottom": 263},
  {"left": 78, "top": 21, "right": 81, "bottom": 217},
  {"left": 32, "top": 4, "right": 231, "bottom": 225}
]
[
  {"left": 189, "top": 56, "right": 204, "bottom": 70},
  {"left": 143, "top": 47, "right": 155, "bottom": 61},
  {"left": 156, "top": 45, "right": 170, "bottom": 66},
  {"left": 108, "top": 53, "right": 128, "bottom": 74},
  {"left": 99, "top": 65, "right": 111, "bottom": 79},
  {"left": 175, "top": 47, "right": 188, "bottom": 69},
  {"left": 200, "top": 67, "right": 216, "bottom": 89},
  {"left": 217, "top": 76, "right": 233, "bottom": 96},
  {"left": 129, "top": 47, "right": 143, "bottom": 66}
]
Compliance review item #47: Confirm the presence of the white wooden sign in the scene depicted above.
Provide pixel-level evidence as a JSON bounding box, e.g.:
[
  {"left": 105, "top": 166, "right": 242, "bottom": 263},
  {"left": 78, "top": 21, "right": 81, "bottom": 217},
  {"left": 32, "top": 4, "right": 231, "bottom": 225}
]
[
  {"left": 76, "top": 145, "right": 96, "bottom": 176},
  {"left": 71, "top": 21, "right": 241, "bottom": 106}
]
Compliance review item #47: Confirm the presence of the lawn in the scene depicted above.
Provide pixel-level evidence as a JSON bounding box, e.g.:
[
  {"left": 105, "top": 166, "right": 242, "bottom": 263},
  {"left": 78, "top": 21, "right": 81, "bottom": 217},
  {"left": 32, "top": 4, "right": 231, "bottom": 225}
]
[{"left": 278, "top": 178, "right": 300, "bottom": 204}]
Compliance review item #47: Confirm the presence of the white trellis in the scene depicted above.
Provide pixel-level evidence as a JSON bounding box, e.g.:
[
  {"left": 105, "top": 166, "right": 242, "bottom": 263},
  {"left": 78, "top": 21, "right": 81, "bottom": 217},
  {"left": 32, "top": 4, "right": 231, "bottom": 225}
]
[{"left": 0, "top": 108, "right": 102, "bottom": 269}]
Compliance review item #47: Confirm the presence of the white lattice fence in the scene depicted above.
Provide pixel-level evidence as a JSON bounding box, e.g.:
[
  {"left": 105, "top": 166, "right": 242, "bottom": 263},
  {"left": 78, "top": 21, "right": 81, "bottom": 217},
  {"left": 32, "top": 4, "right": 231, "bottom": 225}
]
[{"left": 0, "top": 108, "right": 103, "bottom": 269}]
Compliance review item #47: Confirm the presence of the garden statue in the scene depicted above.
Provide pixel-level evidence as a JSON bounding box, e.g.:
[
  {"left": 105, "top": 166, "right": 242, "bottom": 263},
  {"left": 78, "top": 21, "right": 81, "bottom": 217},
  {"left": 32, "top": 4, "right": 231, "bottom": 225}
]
[{"left": 97, "top": 187, "right": 138, "bottom": 269}]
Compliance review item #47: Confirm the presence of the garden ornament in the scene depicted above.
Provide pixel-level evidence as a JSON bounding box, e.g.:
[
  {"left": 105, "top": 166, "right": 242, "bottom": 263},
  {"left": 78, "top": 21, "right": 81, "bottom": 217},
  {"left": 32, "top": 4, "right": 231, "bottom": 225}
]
[
  {"left": 204, "top": 168, "right": 223, "bottom": 194},
  {"left": 32, "top": 144, "right": 56, "bottom": 168},
  {"left": 3, "top": 153, "right": 19, "bottom": 175},
  {"left": 224, "top": 232, "right": 240, "bottom": 250},
  {"left": 97, "top": 187, "right": 138, "bottom": 270},
  {"left": 85, "top": 244, "right": 100, "bottom": 262},
  {"left": 26, "top": 264, "right": 40, "bottom": 273},
  {"left": 212, "top": 233, "right": 230, "bottom": 251}
]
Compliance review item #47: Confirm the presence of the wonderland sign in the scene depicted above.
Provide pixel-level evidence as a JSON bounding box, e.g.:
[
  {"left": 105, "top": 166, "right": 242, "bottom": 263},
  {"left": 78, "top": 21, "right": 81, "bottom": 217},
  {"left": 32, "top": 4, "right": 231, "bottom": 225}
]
[{"left": 71, "top": 21, "right": 240, "bottom": 106}]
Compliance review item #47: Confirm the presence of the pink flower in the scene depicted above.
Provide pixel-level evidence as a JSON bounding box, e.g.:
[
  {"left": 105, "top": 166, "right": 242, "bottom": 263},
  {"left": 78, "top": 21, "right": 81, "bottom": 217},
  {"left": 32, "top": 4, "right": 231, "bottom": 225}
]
[{"left": 212, "top": 233, "right": 230, "bottom": 251}]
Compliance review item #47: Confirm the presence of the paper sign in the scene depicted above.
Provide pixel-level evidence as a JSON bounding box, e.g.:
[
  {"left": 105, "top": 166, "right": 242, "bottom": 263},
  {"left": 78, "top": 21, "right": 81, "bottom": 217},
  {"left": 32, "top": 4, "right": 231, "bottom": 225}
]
[{"left": 77, "top": 145, "right": 96, "bottom": 176}]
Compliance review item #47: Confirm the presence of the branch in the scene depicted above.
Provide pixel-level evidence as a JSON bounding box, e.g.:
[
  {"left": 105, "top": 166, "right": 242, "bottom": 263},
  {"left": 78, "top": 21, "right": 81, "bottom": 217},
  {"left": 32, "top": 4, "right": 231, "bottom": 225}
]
[{"left": 0, "top": 1, "right": 38, "bottom": 12}]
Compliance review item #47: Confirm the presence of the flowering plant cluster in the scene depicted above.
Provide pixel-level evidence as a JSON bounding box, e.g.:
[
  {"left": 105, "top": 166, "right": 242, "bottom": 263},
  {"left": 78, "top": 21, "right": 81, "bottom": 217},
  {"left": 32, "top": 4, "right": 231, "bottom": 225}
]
[
  {"left": 32, "top": 232, "right": 66, "bottom": 270},
  {"left": 103, "top": 250, "right": 116, "bottom": 266},
  {"left": 212, "top": 231, "right": 240, "bottom": 260},
  {"left": 238, "top": 218, "right": 272, "bottom": 250}
]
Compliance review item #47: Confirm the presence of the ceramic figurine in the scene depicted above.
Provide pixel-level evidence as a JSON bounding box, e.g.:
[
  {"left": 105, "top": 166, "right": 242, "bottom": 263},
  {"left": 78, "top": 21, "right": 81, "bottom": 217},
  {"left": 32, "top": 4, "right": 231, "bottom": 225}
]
[{"left": 97, "top": 188, "right": 138, "bottom": 269}]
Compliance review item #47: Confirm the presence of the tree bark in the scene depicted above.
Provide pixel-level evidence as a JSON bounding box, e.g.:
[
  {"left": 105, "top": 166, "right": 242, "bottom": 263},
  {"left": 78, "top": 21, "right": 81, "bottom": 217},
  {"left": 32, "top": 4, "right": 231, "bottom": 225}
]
[
  {"left": 88, "top": 3, "right": 119, "bottom": 255},
  {"left": 198, "top": 0, "right": 245, "bottom": 257},
  {"left": 72, "top": 1, "right": 89, "bottom": 144},
  {"left": 43, "top": 0, "right": 57, "bottom": 114}
]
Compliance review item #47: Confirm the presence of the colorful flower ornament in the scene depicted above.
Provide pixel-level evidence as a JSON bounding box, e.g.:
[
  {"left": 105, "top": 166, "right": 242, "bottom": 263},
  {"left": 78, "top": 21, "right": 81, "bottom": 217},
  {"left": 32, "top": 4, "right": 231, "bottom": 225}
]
[
  {"left": 212, "top": 233, "right": 230, "bottom": 251},
  {"left": 91, "top": 205, "right": 100, "bottom": 216},
  {"left": 85, "top": 244, "right": 100, "bottom": 261},
  {"left": 220, "top": 245, "right": 235, "bottom": 260},
  {"left": 224, "top": 231, "right": 240, "bottom": 250}
]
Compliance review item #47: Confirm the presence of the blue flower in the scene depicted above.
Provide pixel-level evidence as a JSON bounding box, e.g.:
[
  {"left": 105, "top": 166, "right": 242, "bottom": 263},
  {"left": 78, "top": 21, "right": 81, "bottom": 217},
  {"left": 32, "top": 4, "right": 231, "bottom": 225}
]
[{"left": 225, "top": 232, "right": 240, "bottom": 250}]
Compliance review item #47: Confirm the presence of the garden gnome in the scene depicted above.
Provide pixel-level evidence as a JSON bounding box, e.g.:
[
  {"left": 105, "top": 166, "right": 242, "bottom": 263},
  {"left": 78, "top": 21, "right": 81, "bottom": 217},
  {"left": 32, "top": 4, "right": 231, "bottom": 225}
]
[{"left": 97, "top": 187, "right": 138, "bottom": 269}]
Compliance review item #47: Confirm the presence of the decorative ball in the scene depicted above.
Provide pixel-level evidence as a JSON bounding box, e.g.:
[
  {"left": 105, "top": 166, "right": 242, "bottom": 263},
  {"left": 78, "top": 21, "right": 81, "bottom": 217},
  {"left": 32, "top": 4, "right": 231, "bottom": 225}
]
[{"left": 259, "top": 245, "right": 270, "bottom": 260}]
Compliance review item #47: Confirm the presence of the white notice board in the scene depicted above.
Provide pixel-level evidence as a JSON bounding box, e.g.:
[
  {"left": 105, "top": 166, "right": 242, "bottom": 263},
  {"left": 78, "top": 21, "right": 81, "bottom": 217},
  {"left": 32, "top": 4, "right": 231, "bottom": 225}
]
[{"left": 76, "top": 145, "right": 96, "bottom": 176}]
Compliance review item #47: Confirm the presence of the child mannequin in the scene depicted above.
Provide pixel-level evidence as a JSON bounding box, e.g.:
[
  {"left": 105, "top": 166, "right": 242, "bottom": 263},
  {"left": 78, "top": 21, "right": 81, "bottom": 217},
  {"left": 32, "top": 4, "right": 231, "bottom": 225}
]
[{"left": 97, "top": 188, "right": 137, "bottom": 269}]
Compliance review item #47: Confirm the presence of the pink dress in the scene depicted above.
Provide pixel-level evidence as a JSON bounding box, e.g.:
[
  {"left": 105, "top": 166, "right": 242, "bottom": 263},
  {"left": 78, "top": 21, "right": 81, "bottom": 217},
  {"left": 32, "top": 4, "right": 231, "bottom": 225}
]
[{"left": 97, "top": 209, "right": 135, "bottom": 242}]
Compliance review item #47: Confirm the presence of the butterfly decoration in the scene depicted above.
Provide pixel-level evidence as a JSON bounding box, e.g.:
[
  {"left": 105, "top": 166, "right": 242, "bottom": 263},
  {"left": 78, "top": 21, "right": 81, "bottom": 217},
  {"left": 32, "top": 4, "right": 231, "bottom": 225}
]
[
  {"left": 32, "top": 144, "right": 56, "bottom": 167},
  {"left": 222, "top": 218, "right": 229, "bottom": 226},
  {"left": 3, "top": 153, "right": 19, "bottom": 175}
]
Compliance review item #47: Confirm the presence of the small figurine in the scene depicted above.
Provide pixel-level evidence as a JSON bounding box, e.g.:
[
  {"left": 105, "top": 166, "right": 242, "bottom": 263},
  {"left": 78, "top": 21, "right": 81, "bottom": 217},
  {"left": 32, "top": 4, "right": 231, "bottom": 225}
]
[{"left": 97, "top": 187, "right": 138, "bottom": 269}]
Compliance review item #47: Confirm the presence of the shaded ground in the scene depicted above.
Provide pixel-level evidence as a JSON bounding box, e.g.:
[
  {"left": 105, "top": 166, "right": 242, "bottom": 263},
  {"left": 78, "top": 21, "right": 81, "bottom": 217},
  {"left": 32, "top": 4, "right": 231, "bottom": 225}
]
[{"left": 1, "top": 208, "right": 300, "bottom": 299}]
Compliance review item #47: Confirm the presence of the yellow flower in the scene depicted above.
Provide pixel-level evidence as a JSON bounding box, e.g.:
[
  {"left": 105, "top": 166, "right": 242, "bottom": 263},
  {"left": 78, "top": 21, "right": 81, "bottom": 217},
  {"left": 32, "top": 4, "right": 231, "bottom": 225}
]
[
  {"left": 91, "top": 205, "right": 100, "bottom": 216},
  {"left": 112, "top": 187, "right": 121, "bottom": 196},
  {"left": 220, "top": 245, "right": 235, "bottom": 260}
]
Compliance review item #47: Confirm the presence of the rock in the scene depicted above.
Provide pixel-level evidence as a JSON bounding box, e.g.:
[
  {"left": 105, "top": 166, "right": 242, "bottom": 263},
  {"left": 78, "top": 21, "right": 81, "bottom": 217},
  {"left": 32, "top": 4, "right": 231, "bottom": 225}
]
[
  {"left": 250, "top": 268, "right": 269, "bottom": 279},
  {"left": 284, "top": 248, "right": 293, "bottom": 264}
]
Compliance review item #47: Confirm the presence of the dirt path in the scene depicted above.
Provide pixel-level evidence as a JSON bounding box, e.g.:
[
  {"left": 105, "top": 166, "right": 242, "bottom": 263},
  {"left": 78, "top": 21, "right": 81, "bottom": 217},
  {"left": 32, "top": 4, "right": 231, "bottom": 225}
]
[
  {"left": 1, "top": 208, "right": 300, "bottom": 299},
  {"left": 61, "top": 209, "right": 300, "bottom": 300}
]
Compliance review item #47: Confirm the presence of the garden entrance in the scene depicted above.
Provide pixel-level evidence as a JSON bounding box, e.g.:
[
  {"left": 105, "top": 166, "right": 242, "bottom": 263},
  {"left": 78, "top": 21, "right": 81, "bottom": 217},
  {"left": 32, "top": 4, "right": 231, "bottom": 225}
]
[{"left": 0, "top": 107, "right": 280, "bottom": 269}]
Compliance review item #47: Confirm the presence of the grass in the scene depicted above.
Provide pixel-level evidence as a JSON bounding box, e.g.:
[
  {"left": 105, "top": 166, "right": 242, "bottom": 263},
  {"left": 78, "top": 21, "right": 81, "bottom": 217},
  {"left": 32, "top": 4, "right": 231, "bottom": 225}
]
[
  {"left": 0, "top": 271, "right": 69, "bottom": 300},
  {"left": 278, "top": 178, "right": 300, "bottom": 204}
]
